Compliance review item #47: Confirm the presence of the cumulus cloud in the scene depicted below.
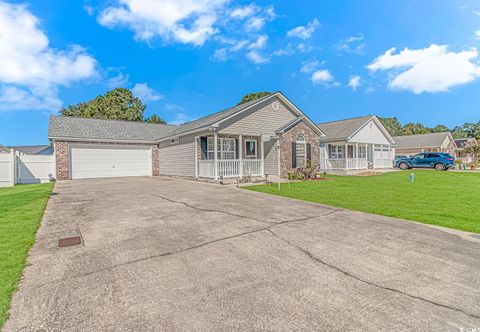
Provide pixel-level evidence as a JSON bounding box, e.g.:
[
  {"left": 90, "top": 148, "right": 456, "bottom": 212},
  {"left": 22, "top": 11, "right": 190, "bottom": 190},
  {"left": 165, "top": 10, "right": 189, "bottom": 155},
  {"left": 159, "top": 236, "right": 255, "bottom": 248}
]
[
  {"left": 229, "top": 4, "right": 258, "bottom": 19},
  {"left": 246, "top": 50, "right": 269, "bottom": 64},
  {"left": 287, "top": 19, "right": 320, "bottom": 40},
  {"left": 132, "top": 83, "right": 163, "bottom": 102},
  {"left": 368, "top": 44, "right": 480, "bottom": 94},
  {"left": 169, "top": 112, "right": 195, "bottom": 125},
  {"left": 348, "top": 75, "right": 361, "bottom": 91},
  {"left": 0, "top": 1, "right": 97, "bottom": 111},
  {"left": 311, "top": 69, "right": 333, "bottom": 84},
  {"left": 300, "top": 60, "right": 322, "bottom": 74},
  {"left": 98, "top": 0, "right": 228, "bottom": 46}
]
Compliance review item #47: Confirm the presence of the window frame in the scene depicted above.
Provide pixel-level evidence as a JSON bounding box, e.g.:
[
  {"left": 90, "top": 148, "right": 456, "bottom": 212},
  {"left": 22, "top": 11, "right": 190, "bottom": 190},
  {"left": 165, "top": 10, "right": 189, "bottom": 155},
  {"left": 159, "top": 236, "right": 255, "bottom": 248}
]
[
  {"left": 245, "top": 139, "right": 257, "bottom": 159},
  {"left": 295, "top": 134, "right": 307, "bottom": 168}
]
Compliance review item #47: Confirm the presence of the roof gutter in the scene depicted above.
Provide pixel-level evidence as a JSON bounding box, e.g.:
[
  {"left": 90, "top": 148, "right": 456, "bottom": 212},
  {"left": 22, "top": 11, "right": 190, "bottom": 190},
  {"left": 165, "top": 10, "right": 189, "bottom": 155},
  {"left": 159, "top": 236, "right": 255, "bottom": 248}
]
[{"left": 49, "top": 137, "right": 158, "bottom": 144}]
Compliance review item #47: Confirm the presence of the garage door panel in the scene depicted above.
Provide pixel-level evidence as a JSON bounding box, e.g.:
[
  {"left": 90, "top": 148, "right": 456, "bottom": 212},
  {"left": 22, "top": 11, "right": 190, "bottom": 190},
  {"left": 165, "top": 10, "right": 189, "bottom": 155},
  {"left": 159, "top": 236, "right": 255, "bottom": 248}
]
[{"left": 71, "top": 145, "right": 151, "bottom": 179}]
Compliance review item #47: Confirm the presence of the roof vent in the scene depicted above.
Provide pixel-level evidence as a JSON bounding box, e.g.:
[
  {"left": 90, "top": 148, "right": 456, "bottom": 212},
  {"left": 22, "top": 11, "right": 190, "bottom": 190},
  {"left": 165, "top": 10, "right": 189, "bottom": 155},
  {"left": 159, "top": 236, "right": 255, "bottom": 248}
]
[{"left": 272, "top": 102, "right": 279, "bottom": 110}]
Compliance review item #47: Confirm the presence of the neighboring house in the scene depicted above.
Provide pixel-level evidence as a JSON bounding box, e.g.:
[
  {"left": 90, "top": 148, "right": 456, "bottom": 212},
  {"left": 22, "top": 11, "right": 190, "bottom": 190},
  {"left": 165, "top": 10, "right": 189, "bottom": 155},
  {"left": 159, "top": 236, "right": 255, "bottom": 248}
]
[
  {"left": 317, "top": 115, "right": 396, "bottom": 173},
  {"left": 393, "top": 132, "right": 457, "bottom": 156},
  {"left": 48, "top": 92, "right": 325, "bottom": 181},
  {"left": 0, "top": 144, "right": 10, "bottom": 153},
  {"left": 454, "top": 138, "right": 478, "bottom": 163},
  {"left": 8, "top": 145, "right": 54, "bottom": 155}
]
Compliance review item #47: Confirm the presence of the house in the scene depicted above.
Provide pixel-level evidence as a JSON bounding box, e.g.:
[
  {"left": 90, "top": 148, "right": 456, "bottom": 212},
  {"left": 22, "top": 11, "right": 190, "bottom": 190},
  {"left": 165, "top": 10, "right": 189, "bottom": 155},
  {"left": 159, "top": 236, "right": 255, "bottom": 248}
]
[
  {"left": 454, "top": 138, "right": 478, "bottom": 163},
  {"left": 317, "top": 116, "right": 396, "bottom": 173},
  {"left": 8, "top": 145, "right": 54, "bottom": 155},
  {"left": 48, "top": 92, "right": 325, "bottom": 181},
  {"left": 0, "top": 145, "right": 9, "bottom": 153},
  {"left": 393, "top": 132, "right": 457, "bottom": 156}
]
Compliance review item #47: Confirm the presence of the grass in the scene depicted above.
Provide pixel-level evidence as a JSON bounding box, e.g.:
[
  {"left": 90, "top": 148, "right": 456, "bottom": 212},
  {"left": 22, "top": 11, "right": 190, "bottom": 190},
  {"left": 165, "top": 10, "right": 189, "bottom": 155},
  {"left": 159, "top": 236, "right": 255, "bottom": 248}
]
[
  {"left": 0, "top": 183, "right": 53, "bottom": 328},
  {"left": 245, "top": 170, "right": 480, "bottom": 234}
]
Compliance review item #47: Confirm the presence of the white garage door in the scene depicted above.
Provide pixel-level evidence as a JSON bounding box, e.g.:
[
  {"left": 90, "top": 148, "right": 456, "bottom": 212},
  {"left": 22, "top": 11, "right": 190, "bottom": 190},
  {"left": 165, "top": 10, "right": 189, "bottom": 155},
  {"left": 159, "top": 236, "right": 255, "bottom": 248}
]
[{"left": 71, "top": 145, "right": 152, "bottom": 179}]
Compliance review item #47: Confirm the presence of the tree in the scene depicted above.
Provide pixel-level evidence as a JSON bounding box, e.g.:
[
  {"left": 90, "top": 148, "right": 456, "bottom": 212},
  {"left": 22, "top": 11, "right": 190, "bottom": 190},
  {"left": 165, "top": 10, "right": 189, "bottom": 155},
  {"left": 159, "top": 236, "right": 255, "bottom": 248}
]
[
  {"left": 452, "top": 122, "right": 480, "bottom": 139},
  {"left": 464, "top": 141, "right": 480, "bottom": 165},
  {"left": 401, "top": 122, "right": 430, "bottom": 135},
  {"left": 431, "top": 124, "right": 449, "bottom": 133},
  {"left": 60, "top": 88, "right": 147, "bottom": 122},
  {"left": 238, "top": 92, "right": 271, "bottom": 105},
  {"left": 146, "top": 113, "right": 166, "bottom": 124},
  {"left": 378, "top": 117, "right": 403, "bottom": 136}
]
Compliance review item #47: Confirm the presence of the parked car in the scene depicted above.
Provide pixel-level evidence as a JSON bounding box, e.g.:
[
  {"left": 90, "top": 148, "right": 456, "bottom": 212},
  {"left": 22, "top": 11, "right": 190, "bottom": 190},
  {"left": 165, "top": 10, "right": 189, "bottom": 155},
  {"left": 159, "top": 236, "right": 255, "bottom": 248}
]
[
  {"left": 394, "top": 155, "right": 410, "bottom": 162},
  {"left": 395, "top": 153, "right": 455, "bottom": 171}
]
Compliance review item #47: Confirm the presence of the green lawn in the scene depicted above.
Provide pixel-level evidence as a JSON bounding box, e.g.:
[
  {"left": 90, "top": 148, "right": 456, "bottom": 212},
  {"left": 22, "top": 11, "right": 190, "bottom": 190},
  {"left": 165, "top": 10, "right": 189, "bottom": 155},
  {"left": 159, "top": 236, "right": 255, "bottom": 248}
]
[
  {"left": 0, "top": 183, "right": 53, "bottom": 328},
  {"left": 245, "top": 171, "right": 480, "bottom": 234}
]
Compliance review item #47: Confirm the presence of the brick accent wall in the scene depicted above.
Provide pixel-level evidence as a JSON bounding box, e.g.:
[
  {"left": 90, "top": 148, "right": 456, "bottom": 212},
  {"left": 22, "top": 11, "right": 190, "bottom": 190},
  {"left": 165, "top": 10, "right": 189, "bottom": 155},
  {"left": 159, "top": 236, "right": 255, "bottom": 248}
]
[
  {"left": 54, "top": 141, "right": 70, "bottom": 180},
  {"left": 151, "top": 145, "right": 159, "bottom": 176},
  {"left": 279, "top": 121, "right": 321, "bottom": 178}
]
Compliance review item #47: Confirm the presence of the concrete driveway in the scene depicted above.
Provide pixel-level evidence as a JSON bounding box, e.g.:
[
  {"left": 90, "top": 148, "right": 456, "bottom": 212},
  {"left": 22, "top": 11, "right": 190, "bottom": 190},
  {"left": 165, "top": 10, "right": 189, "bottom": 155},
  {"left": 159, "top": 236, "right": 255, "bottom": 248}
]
[{"left": 5, "top": 177, "right": 480, "bottom": 331}]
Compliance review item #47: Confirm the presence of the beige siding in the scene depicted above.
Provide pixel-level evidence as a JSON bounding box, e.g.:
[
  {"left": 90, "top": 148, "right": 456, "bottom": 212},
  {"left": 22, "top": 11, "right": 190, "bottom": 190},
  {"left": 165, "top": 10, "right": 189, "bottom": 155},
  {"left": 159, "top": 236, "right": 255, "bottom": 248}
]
[
  {"left": 159, "top": 134, "right": 196, "bottom": 177},
  {"left": 350, "top": 120, "right": 391, "bottom": 145},
  {"left": 218, "top": 97, "right": 297, "bottom": 135},
  {"left": 264, "top": 139, "right": 278, "bottom": 175}
]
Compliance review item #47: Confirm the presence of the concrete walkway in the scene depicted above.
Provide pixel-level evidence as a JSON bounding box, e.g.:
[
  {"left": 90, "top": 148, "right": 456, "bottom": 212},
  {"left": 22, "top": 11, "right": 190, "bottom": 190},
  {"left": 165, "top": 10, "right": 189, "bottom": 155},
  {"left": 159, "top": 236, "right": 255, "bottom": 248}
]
[{"left": 4, "top": 176, "right": 480, "bottom": 331}]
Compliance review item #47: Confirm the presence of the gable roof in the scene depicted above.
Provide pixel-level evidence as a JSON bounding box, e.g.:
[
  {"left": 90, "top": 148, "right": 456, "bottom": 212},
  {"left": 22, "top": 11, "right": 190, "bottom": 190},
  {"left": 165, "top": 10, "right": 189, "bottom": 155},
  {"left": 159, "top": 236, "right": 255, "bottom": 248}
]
[
  {"left": 8, "top": 145, "right": 53, "bottom": 155},
  {"left": 0, "top": 144, "right": 10, "bottom": 153},
  {"left": 160, "top": 91, "right": 325, "bottom": 140},
  {"left": 393, "top": 132, "right": 454, "bottom": 149},
  {"left": 49, "top": 116, "right": 177, "bottom": 142},
  {"left": 317, "top": 115, "right": 394, "bottom": 143}
]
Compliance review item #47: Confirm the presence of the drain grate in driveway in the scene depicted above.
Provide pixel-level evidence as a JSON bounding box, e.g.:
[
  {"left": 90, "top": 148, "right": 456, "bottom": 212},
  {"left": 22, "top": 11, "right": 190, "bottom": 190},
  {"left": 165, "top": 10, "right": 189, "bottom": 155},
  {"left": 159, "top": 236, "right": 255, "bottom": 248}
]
[{"left": 58, "top": 236, "right": 82, "bottom": 247}]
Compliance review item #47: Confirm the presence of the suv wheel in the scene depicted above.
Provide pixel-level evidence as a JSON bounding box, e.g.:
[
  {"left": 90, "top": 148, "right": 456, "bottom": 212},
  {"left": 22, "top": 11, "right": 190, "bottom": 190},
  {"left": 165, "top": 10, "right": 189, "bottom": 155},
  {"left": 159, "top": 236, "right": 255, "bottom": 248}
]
[
  {"left": 434, "top": 163, "right": 446, "bottom": 171},
  {"left": 399, "top": 162, "right": 409, "bottom": 170}
]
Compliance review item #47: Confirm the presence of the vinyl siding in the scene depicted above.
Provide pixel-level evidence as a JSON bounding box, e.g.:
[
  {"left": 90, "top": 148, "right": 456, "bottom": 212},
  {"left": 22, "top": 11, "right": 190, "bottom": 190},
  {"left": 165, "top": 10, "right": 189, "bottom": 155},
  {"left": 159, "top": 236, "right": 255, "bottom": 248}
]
[
  {"left": 349, "top": 120, "right": 391, "bottom": 144},
  {"left": 264, "top": 138, "right": 278, "bottom": 175},
  {"left": 218, "top": 97, "right": 297, "bottom": 135},
  {"left": 159, "top": 134, "right": 196, "bottom": 177}
]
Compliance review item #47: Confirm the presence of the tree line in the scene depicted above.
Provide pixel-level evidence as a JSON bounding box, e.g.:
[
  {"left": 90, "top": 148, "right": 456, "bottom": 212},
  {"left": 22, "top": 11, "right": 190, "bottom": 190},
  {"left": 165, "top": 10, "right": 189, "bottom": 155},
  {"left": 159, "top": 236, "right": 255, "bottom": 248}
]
[{"left": 378, "top": 117, "right": 480, "bottom": 139}]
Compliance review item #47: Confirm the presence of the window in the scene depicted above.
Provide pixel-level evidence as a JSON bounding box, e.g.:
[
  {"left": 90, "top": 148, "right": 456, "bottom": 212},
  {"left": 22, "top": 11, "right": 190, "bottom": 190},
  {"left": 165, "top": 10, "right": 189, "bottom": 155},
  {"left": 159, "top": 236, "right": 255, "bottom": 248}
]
[
  {"left": 358, "top": 146, "right": 366, "bottom": 158},
  {"left": 245, "top": 140, "right": 257, "bottom": 158},
  {"left": 329, "top": 145, "right": 344, "bottom": 159},
  {"left": 296, "top": 134, "right": 306, "bottom": 167},
  {"left": 206, "top": 137, "right": 236, "bottom": 160}
]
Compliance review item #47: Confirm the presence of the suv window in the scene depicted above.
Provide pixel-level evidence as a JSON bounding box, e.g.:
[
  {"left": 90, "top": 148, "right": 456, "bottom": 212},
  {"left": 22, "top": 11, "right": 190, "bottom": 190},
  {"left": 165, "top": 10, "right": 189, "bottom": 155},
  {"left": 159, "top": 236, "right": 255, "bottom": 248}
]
[
  {"left": 414, "top": 154, "right": 426, "bottom": 159},
  {"left": 427, "top": 153, "right": 439, "bottom": 158}
]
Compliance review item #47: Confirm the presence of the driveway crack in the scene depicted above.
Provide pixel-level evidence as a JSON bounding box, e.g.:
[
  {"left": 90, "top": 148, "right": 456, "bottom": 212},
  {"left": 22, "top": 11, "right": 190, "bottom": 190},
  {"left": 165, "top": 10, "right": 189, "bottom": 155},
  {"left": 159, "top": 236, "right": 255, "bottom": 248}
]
[{"left": 265, "top": 228, "right": 480, "bottom": 320}]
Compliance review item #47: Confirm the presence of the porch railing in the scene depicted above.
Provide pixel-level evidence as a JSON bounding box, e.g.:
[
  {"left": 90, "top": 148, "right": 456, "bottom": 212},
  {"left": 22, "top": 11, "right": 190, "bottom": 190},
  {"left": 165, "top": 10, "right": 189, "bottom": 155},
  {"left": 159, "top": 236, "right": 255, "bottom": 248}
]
[
  {"left": 198, "top": 159, "right": 263, "bottom": 178},
  {"left": 325, "top": 158, "right": 368, "bottom": 170}
]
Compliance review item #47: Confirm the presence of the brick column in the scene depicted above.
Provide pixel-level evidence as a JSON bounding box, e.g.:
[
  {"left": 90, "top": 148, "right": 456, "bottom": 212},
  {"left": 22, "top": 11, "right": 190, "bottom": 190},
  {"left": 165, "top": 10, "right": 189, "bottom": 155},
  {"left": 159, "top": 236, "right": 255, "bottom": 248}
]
[
  {"left": 54, "top": 141, "right": 70, "bottom": 180},
  {"left": 151, "top": 145, "right": 160, "bottom": 176}
]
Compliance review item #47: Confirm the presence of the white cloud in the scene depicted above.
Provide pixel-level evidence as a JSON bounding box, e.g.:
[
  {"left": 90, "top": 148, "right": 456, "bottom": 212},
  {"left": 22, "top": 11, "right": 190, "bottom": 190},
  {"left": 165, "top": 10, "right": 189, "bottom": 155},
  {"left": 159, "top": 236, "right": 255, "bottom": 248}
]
[
  {"left": 0, "top": 1, "right": 97, "bottom": 111},
  {"left": 311, "top": 69, "right": 333, "bottom": 84},
  {"left": 169, "top": 112, "right": 195, "bottom": 125},
  {"left": 368, "top": 44, "right": 480, "bottom": 94},
  {"left": 229, "top": 4, "right": 258, "bottom": 19},
  {"left": 337, "top": 33, "right": 365, "bottom": 54},
  {"left": 474, "top": 30, "right": 480, "bottom": 39},
  {"left": 473, "top": 10, "right": 480, "bottom": 17},
  {"left": 98, "top": 0, "right": 228, "bottom": 46},
  {"left": 248, "top": 34, "right": 268, "bottom": 49},
  {"left": 106, "top": 72, "right": 129, "bottom": 88},
  {"left": 287, "top": 19, "right": 319, "bottom": 40},
  {"left": 246, "top": 50, "right": 269, "bottom": 64},
  {"left": 211, "top": 48, "right": 228, "bottom": 62},
  {"left": 300, "top": 60, "right": 322, "bottom": 74},
  {"left": 348, "top": 75, "right": 361, "bottom": 91},
  {"left": 132, "top": 83, "right": 163, "bottom": 102},
  {"left": 84, "top": 5, "right": 95, "bottom": 16}
]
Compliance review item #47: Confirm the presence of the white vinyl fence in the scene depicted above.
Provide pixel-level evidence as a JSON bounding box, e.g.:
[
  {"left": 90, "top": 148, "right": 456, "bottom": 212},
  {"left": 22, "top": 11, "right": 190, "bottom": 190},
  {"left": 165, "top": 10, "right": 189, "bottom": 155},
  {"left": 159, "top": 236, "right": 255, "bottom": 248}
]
[{"left": 0, "top": 149, "right": 55, "bottom": 187}]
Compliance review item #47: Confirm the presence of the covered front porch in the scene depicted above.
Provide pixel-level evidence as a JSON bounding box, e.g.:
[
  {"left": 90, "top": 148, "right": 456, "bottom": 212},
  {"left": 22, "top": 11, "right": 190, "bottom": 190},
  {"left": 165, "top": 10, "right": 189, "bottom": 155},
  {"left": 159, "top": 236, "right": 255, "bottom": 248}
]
[
  {"left": 195, "top": 133, "right": 266, "bottom": 180},
  {"left": 321, "top": 142, "right": 394, "bottom": 171}
]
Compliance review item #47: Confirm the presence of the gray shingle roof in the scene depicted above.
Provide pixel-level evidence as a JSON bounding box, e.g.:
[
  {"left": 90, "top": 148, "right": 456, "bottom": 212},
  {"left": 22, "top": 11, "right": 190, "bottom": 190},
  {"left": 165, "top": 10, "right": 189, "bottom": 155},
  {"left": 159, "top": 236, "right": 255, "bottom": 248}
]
[
  {"left": 164, "top": 93, "right": 274, "bottom": 138},
  {"left": 49, "top": 116, "right": 177, "bottom": 142},
  {"left": 393, "top": 132, "right": 451, "bottom": 148},
  {"left": 317, "top": 116, "right": 372, "bottom": 140},
  {"left": 8, "top": 145, "right": 53, "bottom": 155}
]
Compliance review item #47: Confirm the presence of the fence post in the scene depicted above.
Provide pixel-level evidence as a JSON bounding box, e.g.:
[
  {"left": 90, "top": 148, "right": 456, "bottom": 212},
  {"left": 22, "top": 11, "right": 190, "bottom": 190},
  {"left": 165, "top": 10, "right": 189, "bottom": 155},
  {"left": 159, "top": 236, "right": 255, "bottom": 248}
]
[{"left": 9, "top": 149, "right": 15, "bottom": 187}]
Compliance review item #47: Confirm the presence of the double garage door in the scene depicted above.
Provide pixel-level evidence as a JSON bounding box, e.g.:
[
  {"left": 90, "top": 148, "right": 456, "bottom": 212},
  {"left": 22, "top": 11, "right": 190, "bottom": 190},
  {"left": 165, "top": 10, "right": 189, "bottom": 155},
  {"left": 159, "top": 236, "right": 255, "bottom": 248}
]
[{"left": 70, "top": 145, "right": 152, "bottom": 179}]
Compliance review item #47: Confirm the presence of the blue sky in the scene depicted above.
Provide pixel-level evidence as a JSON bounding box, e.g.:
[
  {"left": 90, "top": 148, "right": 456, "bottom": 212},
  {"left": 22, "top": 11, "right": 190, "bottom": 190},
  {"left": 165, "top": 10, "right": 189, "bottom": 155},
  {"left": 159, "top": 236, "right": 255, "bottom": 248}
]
[{"left": 1, "top": 0, "right": 480, "bottom": 145}]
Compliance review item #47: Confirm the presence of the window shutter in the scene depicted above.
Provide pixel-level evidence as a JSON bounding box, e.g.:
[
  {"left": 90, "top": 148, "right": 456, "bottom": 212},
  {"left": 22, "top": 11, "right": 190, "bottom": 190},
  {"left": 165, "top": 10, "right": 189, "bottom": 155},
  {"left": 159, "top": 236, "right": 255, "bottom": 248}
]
[
  {"left": 200, "top": 137, "right": 207, "bottom": 160},
  {"left": 306, "top": 143, "right": 312, "bottom": 162},
  {"left": 235, "top": 138, "right": 239, "bottom": 159},
  {"left": 292, "top": 142, "right": 297, "bottom": 168},
  {"left": 328, "top": 144, "right": 332, "bottom": 158}
]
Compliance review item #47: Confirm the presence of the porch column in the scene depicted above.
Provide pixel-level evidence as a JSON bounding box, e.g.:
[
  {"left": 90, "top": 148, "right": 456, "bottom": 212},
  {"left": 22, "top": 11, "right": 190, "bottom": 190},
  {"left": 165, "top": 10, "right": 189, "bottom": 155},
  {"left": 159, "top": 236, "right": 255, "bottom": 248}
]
[
  {"left": 345, "top": 142, "right": 348, "bottom": 170},
  {"left": 355, "top": 142, "right": 359, "bottom": 169},
  {"left": 260, "top": 136, "right": 264, "bottom": 176},
  {"left": 239, "top": 134, "right": 243, "bottom": 177},
  {"left": 194, "top": 136, "right": 198, "bottom": 179},
  {"left": 214, "top": 132, "right": 218, "bottom": 180}
]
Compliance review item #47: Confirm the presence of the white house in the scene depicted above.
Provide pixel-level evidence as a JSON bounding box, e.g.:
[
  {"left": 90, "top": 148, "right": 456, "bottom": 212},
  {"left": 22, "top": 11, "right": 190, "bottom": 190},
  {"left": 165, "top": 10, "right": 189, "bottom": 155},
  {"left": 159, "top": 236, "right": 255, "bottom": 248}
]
[{"left": 317, "top": 115, "right": 395, "bottom": 173}]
